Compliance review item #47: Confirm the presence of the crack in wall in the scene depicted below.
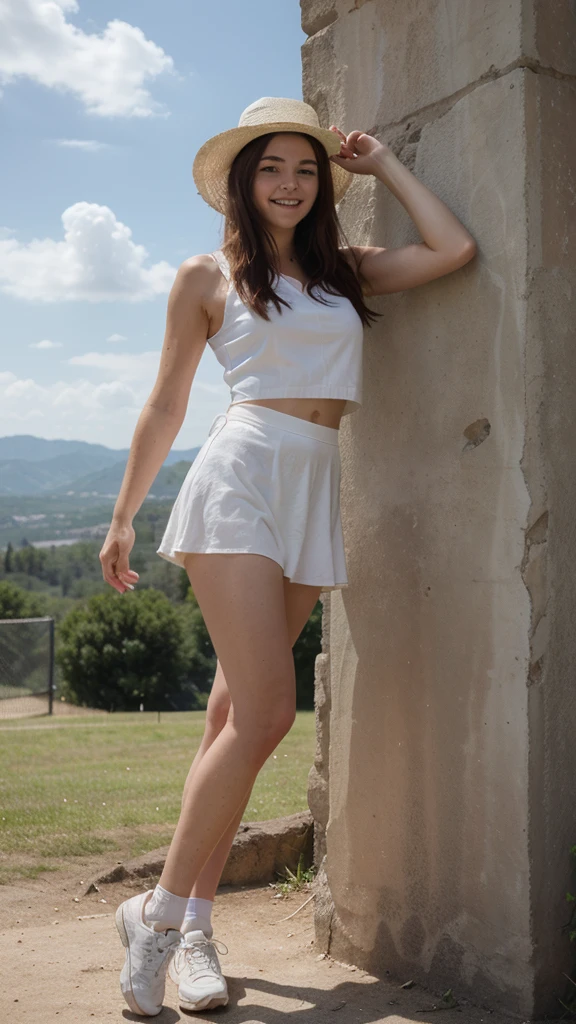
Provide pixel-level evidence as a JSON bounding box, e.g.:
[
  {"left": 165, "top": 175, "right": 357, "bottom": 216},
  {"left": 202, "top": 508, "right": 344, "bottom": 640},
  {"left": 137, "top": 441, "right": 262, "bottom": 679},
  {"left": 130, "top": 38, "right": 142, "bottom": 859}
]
[
  {"left": 327, "top": 898, "right": 335, "bottom": 954},
  {"left": 520, "top": 508, "right": 549, "bottom": 687},
  {"left": 364, "top": 56, "right": 576, "bottom": 139}
]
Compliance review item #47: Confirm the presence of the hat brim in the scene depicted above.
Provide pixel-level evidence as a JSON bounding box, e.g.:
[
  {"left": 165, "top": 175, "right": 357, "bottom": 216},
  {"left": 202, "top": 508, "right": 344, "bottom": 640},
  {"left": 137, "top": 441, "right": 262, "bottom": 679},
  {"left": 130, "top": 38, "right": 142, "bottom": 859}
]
[{"left": 192, "top": 121, "right": 353, "bottom": 214}]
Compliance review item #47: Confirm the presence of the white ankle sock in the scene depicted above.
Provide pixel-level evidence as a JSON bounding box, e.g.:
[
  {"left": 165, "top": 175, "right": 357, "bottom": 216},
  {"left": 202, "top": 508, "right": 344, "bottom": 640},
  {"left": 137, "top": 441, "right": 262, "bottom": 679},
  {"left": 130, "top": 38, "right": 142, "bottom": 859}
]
[
  {"left": 144, "top": 884, "right": 188, "bottom": 933},
  {"left": 182, "top": 896, "right": 214, "bottom": 939}
]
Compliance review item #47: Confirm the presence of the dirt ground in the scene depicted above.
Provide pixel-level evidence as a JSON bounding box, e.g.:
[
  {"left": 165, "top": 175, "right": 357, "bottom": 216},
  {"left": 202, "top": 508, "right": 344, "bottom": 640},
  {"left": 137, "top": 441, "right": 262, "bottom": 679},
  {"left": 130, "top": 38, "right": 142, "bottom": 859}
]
[
  {"left": 0, "top": 855, "right": 528, "bottom": 1024},
  {"left": 0, "top": 695, "right": 108, "bottom": 720}
]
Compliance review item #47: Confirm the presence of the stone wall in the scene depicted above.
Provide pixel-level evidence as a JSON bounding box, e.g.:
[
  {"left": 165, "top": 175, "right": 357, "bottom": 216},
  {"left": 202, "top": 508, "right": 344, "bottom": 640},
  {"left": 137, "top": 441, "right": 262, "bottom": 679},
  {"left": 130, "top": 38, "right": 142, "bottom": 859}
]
[{"left": 303, "top": 1, "right": 576, "bottom": 1018}]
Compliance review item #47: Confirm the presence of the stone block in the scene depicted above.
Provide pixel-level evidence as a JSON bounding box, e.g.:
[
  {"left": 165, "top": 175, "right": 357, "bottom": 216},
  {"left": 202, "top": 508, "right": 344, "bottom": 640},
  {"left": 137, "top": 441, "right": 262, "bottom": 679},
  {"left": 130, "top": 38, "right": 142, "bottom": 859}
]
[
  {"left": 303, "top": 0, "right": 576, "bottom": 130},
  {"left": 85, "top": 811, "right": 314, "bottom": 894}
]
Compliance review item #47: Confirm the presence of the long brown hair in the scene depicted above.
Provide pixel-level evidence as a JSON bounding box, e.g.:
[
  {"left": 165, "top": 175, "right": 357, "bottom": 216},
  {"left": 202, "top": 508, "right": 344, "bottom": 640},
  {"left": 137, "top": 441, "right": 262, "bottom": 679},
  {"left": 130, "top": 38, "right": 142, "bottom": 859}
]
[{"left": 221, "top": 132, "right": 381, "bottom": 328}]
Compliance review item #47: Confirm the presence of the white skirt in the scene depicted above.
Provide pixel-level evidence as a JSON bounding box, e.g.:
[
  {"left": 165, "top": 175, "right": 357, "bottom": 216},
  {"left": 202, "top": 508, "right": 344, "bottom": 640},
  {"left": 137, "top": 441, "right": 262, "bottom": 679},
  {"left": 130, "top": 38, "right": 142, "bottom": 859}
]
[{"left": 156, "top": 402, "right": 349, "bottom": 592}]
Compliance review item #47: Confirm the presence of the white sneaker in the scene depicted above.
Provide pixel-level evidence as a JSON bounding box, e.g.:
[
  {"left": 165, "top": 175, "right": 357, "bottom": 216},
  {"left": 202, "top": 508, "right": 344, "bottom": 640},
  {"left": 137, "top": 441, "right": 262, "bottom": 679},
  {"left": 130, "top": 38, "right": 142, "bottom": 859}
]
[
  {"left": 168, "top": 928, "right": 229, "bottom": 1012},
  {"left": 115, "top": 889, "right": 183, "bottom": 1016}
]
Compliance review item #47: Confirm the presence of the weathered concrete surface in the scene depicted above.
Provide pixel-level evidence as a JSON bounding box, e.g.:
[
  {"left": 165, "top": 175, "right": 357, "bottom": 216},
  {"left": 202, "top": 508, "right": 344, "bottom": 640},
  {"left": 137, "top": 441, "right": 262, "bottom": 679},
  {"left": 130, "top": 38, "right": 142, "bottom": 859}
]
[
  {"left": 302, "top": 0, "right": 576, "bottom": 124},
  {"left": 302, "top": 1, "right": 576, "bottom": 1019},
  {"left": 85, "top": 811, "right": 314, "bottom": 892}
]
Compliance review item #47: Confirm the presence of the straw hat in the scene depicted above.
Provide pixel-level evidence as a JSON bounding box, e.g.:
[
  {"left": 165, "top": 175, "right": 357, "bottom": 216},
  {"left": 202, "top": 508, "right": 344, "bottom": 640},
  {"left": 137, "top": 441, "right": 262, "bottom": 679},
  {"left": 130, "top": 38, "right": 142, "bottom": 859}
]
[{"left": 192, "top": 97, "right": 353, "bottom": 214}]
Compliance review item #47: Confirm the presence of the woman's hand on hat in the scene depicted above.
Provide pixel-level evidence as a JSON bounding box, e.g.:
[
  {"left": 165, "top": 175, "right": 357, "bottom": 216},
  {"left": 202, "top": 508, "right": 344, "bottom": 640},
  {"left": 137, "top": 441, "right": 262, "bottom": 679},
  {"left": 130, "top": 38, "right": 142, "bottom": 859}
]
[{"left": 328, "top": 126, "right": 389, "bottom": 176}]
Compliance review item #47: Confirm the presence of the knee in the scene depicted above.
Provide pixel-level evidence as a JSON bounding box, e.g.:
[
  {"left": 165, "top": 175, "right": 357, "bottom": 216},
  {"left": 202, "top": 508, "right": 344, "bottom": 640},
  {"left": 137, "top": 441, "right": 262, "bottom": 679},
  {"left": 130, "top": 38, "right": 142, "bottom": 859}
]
[
  {"left": 263, "top": 700, "right": 296, "bottom": 746},
  {"left": 236, "top": 695, "right": 296, "bottom": 760},
  {"left": 275, "top": 699, "right": 297, "bottom": 738},
  {"left": 205, "top": 691, "right": 231, "bottom": 737}
]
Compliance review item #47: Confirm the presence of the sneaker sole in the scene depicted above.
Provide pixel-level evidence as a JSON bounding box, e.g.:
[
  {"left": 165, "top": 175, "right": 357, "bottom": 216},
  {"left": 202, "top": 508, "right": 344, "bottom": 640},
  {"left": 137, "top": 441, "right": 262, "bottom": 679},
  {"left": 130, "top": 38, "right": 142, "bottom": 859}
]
[
  {"left": 178, "top": 992, "right": 229, "bottom": 1012},
  {"left": 115, "top": 902, "right": 155, "bottom": 1017}
]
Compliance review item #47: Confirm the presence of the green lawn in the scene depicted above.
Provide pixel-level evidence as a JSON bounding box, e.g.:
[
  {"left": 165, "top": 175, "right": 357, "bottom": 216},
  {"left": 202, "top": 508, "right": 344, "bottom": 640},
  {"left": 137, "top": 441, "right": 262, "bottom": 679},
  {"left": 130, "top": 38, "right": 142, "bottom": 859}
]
[{"left": 0, "top": 711, "right": 316, "bottom": 884}]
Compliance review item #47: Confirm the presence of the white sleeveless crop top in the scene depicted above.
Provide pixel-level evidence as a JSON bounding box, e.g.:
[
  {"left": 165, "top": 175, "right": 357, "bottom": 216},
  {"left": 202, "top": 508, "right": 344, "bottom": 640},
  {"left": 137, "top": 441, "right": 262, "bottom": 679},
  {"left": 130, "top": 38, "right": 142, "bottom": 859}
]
[{"left": 207, "top": 249, "right": 363, "bottom": 416}]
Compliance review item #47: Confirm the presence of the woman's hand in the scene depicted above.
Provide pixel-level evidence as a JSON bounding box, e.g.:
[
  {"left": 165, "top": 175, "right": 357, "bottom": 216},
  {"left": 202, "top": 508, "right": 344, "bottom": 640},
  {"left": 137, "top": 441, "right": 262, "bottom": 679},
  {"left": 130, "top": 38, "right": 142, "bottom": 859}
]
[
  {"left": 329, "top": 126, "right": 390, "bottom": 176},
  {"left": 99, "top": 520, "right": 139, "bottom": 594}
]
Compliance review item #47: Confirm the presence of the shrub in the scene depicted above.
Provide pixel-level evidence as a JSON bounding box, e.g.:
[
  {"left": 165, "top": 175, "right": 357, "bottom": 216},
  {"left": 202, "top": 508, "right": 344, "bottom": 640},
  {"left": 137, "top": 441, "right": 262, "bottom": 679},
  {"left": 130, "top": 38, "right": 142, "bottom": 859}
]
[
  {"left": 57, "top": 588, "right": 202, "bottom": 711},
  {"left": 0, "top": 580, "right": 46, "bottom": 619}
]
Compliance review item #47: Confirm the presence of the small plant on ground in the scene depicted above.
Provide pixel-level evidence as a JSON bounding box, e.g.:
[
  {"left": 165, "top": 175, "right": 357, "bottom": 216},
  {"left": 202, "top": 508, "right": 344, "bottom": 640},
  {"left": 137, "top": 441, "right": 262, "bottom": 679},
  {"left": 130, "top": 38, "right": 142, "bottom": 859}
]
[
  {"left": 441, "top": 988, "right": 459, "bottom": 1009},
  {"left": 271, "top": 853, "right": 316, "bottom": 894}
]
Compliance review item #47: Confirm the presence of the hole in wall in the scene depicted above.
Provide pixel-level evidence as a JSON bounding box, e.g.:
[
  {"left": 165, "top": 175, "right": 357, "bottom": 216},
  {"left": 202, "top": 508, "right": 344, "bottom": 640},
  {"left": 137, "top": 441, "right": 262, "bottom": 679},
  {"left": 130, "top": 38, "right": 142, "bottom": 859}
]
[
  {"left": 462, "top": 418, "right": 491, "bottom": 451},
  {"left": 525, "top": 511, "right": 549, "bottom": 547}
]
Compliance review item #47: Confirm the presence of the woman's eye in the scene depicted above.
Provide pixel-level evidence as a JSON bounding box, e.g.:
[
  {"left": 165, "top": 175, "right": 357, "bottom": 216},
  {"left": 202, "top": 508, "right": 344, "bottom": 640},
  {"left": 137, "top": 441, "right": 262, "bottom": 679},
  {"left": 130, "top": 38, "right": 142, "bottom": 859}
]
[{"left": 260, "top": 166, "right": 315, "bottom": 175}]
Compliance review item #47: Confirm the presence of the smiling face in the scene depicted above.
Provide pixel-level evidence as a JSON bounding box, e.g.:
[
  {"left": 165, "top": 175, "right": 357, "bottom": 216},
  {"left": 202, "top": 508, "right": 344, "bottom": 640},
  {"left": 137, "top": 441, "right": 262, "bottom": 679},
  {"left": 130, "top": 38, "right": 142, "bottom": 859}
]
[{"left": 251, "top": 132, "right": 320, "bottom": 231}]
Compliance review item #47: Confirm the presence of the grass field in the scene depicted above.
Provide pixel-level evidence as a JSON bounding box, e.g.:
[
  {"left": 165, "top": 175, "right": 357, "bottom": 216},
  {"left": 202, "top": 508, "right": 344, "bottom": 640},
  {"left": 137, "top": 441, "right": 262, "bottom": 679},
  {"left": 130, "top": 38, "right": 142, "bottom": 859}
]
[{"left": 0, "top": 710, "right": 316, "bottom": 885}]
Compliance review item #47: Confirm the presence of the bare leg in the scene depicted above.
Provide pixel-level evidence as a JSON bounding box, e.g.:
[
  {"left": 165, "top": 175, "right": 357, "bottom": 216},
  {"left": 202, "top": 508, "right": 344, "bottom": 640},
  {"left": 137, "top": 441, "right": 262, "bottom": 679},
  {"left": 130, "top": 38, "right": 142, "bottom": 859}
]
[
  {"left": 158, "top": 553, "right": 321, "bottom": 897},
  {"left": 178, "top": 662, "right": 252, "bottom": 900},
  {"left": 185, "top": 574, "right": 321, "bottom": 900},
  {"left": 180, "top": 571, "right": 321, "bottom": 899}
]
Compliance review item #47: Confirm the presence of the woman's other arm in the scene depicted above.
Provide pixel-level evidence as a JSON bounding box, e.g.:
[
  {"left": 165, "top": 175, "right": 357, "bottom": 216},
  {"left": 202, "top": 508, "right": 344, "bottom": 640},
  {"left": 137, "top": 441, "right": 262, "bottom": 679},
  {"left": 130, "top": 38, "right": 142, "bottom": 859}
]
[{"left": 99, "top": 255, "right": 214, "bottom": 593}]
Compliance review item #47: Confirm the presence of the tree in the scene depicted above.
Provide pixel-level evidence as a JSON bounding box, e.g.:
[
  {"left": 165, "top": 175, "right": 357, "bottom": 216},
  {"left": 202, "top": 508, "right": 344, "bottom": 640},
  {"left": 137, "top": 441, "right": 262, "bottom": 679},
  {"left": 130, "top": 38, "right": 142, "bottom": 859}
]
[
  {"left": 57, "top": 588, "right": 201, "bottom": 711},
  {"left": 12, "top": 545, "right": 47, "bottom": 577},
  {"left": 293, "top": 598, "right": 323, "bottom": 709},
  {"left": 178, "top": 589, "right": 217, "bottom": 693},
  {"left": 60, "top": 566, "right": 73, "bottom": 597},
  {"left": 139, "top": 560, "right": 188, "bottom": 603},
  {"left": 0, "top": 580, "right": 45, "bottom": 619},
  {"left": 179, "top": 587, "right": 323, "bottom": 709},
  {"left": 3, "top": 542, "right": 14, "bottom": 573}
]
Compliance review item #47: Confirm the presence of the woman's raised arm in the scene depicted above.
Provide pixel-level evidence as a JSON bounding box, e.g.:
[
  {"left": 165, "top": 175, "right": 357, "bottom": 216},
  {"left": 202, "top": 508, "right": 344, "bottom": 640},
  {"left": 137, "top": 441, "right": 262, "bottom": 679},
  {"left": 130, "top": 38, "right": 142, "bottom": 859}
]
[{"left": 330, "top": 127, "right": 477, "bottom": 296}]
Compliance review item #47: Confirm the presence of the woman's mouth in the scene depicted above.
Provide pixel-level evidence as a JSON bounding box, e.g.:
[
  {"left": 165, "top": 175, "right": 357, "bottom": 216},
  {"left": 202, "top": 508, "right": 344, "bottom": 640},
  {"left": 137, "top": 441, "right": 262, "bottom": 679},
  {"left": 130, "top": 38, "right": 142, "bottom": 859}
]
[{"left": 270, "top": 199, "right": 302, "bottom": 207}]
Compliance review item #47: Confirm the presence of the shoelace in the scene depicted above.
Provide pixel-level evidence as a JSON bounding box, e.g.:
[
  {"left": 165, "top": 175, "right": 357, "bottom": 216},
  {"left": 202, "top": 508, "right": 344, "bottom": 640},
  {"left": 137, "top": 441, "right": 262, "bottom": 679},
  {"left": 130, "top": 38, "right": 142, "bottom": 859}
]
[
  {"left": 174, "top": 935, "right": 229, "bottom": 978},
  {"left": 141, "top": 930, "right": 182, "bottom": 978}
]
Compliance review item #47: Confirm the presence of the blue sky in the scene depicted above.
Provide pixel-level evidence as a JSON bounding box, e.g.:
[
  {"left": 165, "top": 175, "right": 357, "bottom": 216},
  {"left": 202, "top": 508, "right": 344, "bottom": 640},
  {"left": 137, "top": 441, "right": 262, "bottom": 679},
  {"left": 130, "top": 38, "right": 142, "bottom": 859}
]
[{"left": 0, "top": 0, "right": 306, "bottom": 450}]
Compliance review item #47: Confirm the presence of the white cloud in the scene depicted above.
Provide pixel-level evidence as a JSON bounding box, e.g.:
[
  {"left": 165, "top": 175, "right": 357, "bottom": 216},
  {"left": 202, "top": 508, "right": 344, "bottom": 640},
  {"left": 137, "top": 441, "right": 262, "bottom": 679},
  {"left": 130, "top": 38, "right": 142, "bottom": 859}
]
[
  {"left": 0, "top": 367, "right": 229, "bottom": 447},
  {"left": 0, "top": 373, "right": 138, "bottom": 427},
  {"left": 66, "top": 351, "right": 226, "bottom": 398},
  {"left": 106, "top": 333, "right": 127, "bottom": 343},
  {"left": 55, "top": 138, "right": 109, "bottom": 152},
  {"left": 67, "top": 350, "right": 160, "bottom": 382},
  {"left": 0, "top": 202, "right": 177, "bottom": 302},
  {"left": 92, "top": 381, "right": 137, "bottom": 409},
  {"left": 30, "top": 338, "right": 63, "bottom": 349},
  {"left": 0, "top": 0, "right": 174, "bottom": 117},
  {"left": 53, "top": 378, "right": 137, "bottom": 411},
  {"left": 4, "top": 377, "right": 46, "bottom": 402}
]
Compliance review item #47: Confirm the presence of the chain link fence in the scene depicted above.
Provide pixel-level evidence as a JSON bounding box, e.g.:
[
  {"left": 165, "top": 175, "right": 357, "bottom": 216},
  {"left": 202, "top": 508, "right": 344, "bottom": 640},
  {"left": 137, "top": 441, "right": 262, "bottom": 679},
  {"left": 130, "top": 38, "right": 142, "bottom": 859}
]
[{"left": 0, "top": 616, "right": 55, "bottom": 718}]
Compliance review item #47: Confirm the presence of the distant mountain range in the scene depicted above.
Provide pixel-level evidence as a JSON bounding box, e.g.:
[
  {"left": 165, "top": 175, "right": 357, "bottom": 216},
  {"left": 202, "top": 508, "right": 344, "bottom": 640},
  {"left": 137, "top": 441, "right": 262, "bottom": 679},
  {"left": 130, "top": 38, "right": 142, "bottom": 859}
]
[{"left": 0, "top": 435, "right": 201, "bottom": 497}]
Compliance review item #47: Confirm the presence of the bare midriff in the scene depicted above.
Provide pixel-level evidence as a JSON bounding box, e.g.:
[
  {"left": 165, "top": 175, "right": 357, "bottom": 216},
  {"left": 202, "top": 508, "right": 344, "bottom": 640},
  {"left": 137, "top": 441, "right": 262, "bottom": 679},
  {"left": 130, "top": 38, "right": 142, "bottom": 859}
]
[{"left": 227, "top": 397, "right": 347, "bottom": 429}]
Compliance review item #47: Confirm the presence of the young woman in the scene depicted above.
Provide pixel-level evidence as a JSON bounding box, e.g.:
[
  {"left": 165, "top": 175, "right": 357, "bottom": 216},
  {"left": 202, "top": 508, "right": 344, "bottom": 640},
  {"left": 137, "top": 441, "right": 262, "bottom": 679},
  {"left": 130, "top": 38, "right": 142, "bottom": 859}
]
[{"left": 99, "top": 96, "right": 476, "bottom": 1016}]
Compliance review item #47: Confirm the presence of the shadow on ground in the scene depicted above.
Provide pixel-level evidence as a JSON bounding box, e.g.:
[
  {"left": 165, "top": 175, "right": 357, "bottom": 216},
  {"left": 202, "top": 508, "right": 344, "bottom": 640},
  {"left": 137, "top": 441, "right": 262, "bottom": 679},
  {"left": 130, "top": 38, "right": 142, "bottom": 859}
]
[{"left": 0, "top": 873, "right": 529, "bottom": 1024}]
